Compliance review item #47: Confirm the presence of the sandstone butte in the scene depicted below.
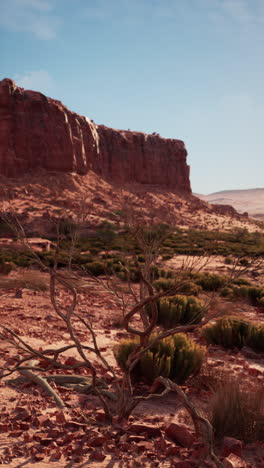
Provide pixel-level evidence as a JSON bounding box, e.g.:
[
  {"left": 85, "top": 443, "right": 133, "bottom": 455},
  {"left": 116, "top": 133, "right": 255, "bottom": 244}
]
[{"left": 0, "top": 78, "right": 191, "bottom": 193}]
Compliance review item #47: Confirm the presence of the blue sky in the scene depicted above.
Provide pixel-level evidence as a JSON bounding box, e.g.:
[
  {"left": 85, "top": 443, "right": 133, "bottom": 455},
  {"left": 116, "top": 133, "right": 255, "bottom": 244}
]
[{"left": 1, "top": 0, "right": 264, "bottom": 194}]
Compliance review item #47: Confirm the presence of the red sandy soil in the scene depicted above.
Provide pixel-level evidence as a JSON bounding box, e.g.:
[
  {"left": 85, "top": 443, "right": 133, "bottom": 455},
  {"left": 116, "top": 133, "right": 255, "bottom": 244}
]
[{"left": 0, "top": 264, "right": 263, "bottom": 467}]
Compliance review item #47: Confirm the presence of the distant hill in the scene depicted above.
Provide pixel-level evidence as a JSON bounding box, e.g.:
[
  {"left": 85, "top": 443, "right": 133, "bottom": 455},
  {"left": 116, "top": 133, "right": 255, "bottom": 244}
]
[{"left": 196, "top": 188, "right": 264, "bottom": 219}]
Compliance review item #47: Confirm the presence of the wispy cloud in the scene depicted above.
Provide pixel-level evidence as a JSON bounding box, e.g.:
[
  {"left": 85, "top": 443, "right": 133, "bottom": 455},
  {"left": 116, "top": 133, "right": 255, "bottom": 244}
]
[
  {"left": 201, "top": 0, "right": 264, "bottom": 28},
  {"left": 0, "top": 0, "right": 61, "bottom": 39},
  {"left": 83, "top": 0, "right": 264, "bottom": 29},
  {"left": 15, "top": 70, "right": 55, "bottom": 95}
]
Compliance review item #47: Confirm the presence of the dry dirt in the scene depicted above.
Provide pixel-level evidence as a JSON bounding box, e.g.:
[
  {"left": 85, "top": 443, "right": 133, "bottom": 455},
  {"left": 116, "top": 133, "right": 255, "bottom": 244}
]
[{"left": 0, "top": 263, "right": 263, "bottom": 467}]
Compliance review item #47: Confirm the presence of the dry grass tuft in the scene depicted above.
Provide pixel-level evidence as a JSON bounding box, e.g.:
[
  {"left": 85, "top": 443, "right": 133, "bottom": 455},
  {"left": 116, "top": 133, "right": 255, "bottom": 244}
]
[{"left": 210, "top": 379, "right": 264, "bottom": 442}]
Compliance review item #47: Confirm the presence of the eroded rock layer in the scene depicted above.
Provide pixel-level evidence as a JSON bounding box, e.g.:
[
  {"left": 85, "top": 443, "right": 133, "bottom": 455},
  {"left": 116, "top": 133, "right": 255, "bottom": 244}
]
[{"left": 0, "top": 78, "right": 191, "bottom": 192}]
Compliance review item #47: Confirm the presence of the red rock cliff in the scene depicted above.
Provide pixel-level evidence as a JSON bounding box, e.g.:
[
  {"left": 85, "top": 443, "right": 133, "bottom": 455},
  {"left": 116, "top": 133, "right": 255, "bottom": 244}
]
[{"left": 0, "top": 78, "right": 191, "bottom": 192}]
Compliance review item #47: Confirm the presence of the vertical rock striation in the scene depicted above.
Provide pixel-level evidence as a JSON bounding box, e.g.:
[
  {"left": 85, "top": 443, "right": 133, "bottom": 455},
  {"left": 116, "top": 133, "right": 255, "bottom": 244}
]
[{"left": 0, "top": 78, "right": 191, "bottom": 192}]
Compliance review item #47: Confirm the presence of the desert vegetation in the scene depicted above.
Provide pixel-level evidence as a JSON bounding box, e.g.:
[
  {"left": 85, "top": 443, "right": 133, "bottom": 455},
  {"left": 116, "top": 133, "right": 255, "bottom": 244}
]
[{"left": 0, "top": 210, "right": 263, "bottom": 466}]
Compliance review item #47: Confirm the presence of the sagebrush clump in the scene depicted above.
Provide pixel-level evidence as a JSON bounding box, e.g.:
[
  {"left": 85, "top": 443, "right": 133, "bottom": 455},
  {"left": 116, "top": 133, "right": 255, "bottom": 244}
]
[
  {"left": 247, "top": 324, "right": 264, "bottom": 352},
  {"left": 202, "top": 316, "right": 264, "bottom": 352},
  {"left": 194, "top": 272, "right": 226, "bottom": 291},
  {"left": 114, "top": 333, "right": 205, "bottom": 384},
  {"left": 156, "top": 295, "right": 204, "bottom": 328},
  {"left": 203, "top": 316, "right": 251, "bottom": 349}
]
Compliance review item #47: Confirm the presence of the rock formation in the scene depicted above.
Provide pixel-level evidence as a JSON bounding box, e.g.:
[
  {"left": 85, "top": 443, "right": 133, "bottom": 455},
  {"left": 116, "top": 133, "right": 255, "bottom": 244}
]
[{"left": 0, "top": 78, "right": 191, "bottom": 192}]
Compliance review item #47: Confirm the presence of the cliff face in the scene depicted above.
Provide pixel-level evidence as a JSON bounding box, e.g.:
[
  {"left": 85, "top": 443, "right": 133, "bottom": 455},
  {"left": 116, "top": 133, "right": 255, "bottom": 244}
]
[{"left": 0, "top": 78, "right": 191, "bottom": 192}]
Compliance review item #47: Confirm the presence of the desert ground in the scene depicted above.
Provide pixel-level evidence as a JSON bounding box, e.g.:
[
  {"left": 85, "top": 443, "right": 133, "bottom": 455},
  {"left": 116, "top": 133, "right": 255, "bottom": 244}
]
[{"left": 0, "top": 223, "right": 264, "bottom": 467}]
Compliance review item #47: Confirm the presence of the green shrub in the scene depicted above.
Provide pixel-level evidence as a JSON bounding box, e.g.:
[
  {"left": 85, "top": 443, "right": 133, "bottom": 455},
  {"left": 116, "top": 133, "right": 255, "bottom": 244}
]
[
  {"left": 154, "top": 277, "right": 201, "bottom": 296},
  {"left": 57, "top": 218, "right": 77, "bottom": 237},
  {"left": 239, "top": 258, "right": 249, "bottom": 266},
  {"left": 220, "top": 286, "right": 233, "bottom": 298},
  {"left": 114, "top": 333, "right": 205, "bottom": 384},
  {"left": 177, "top": 281, "right": 202, "bottom": 296},
  {"left": 224, "top": 256, "right": 232, "bottom": 265},
  {"left": 117, "top": 265, "right": 141, "bottom": 282},
  {"left": 233, "top": 277, "right": 251, "bottom": 286},
  {"left": 162, "top": 254, "right": 173, "bottom": 261},
  {"left": 0, "top": 258, "right": 12, "bottom": 275},
  {"left": 169, "top": 333, "right": 205, "bottom": 383},
  {"left": 195, "top": 273, "right": 226, "bottom": 291},
  {"left": 156, "top": 295, "right": 204, "bottom": 328},
  {"left": 84, "top": 261, "right": 105, "bottom": 276},
  {"left": 154, "top": 278, "right": 175, "bottom": 292},
  {"left": 203, "top": 317, "right": 252, "bottom": 349},
  {"left": 232, "top": 285, "right": 264, "bottom": 305},
  {"left": 247, "top": 286, "right": 264, "bottom": 305},
  {"left": 166, "top": 270, "right": 174, "bottom": 279},
  {"left": 137, "top": 255, "right": 145, "bottom": 263},
  {"left": 247, "top": 324, "right": 264, "bottom": 353}
]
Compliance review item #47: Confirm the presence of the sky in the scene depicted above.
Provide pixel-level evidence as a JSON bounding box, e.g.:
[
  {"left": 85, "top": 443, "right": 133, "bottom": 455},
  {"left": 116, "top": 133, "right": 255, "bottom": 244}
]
[{"left": 1, "top": 0, "right": 264, "bottom": 194}]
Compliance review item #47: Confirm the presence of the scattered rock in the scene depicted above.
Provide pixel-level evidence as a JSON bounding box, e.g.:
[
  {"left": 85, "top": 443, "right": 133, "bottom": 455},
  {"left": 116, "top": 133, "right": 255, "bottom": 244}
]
[
  {"left": 223, "top": 453, "right": 248, "bottom": 468},
  {"left": 128, "top": 424, "right": 162, "bottom": 438},
  {"left": 14, "top": 289, "right": 22, "bottom": 298},
  {"left": 87, "top": 435, "right": 106, "bottom": 447},
  {"left": 165, "top": 423, "right": 195, "bottom": 448},
  {"left": 174, "top": 462, "right": 196, "bottom": 468},
  {"left": 89, "top": 450, "right": 106, "bottom": 461},
  {"left": 221, "top": 437, "right": 243, "bottom": 458}
]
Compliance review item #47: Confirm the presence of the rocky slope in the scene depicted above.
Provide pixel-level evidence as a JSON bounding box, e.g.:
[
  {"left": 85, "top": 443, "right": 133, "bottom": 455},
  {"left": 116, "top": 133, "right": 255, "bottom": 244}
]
[{"left": 0, "top": 78, "right": 190, "bottom": 192}]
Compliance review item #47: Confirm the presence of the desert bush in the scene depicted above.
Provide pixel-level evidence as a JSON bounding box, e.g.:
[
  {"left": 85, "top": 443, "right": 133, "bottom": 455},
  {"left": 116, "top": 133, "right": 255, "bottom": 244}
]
[
  {"left": 57, "top": 218, "right": 77, "bottom": 237},
  {"left": 169, "top": 333, "right": 205, "bottom": 383},
  {"left": 224, "top": 256, "right": 232, "bottom": 265},
  {"left": 84, "top": 261, "right": 105, "bottom": 276},
  {"left": 0, "top": 258, "right": 12, "bottom": 275},
  {"left": 154, "top": 277, "right": 175, "bottom": 292},
  {"left": 247, "top": 286, "right": 264, "bottom": 305},
  {"left": 106, "top": 259, "right": 121, "bottom": 273},
  {"left": 114, "top": 333, "right": 205, "bottom": 384},
  {"left": 154, "top": 277, "right": 202, "bottom": 296},
  {"left": 220, "top": 286, "right": 233, "bottom": 298},
  {"left": 239, "top": 258, "right": 249, "bottom": 267},
  {"left": 137, "top": 255, "right": 145, "bottom": 263},
  {"left": 232, "top": 277, "right": 251, "bottom": 286},
  {"left": 162, "top": 254, "right": 173, "bottom": 261},
  {"left": 195, "top": 273, "right": 226, "bottom": 291},
  {"left": 232, "top": 285, "right": 264, "bottom": 305},
  {"left": 177, "top": 280, "right": 202, "bottom": 296},
  {"left": 156, "top": 295, "right": 204, "bottom": 328},
  {"left": 210, "top": 380, "right": 264, "bottom": 441},
  {"left": 117, "top": 264, "right": 141, "bottom": 282},
  {"left": 203, "top": 317, "right": 252, "bottom": 349},
  {"left": 166, "top": 270, "right": 174, "bottom": 278},
  {"left": 247, "top": 324, "right": 264, "bottom": 353}
]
